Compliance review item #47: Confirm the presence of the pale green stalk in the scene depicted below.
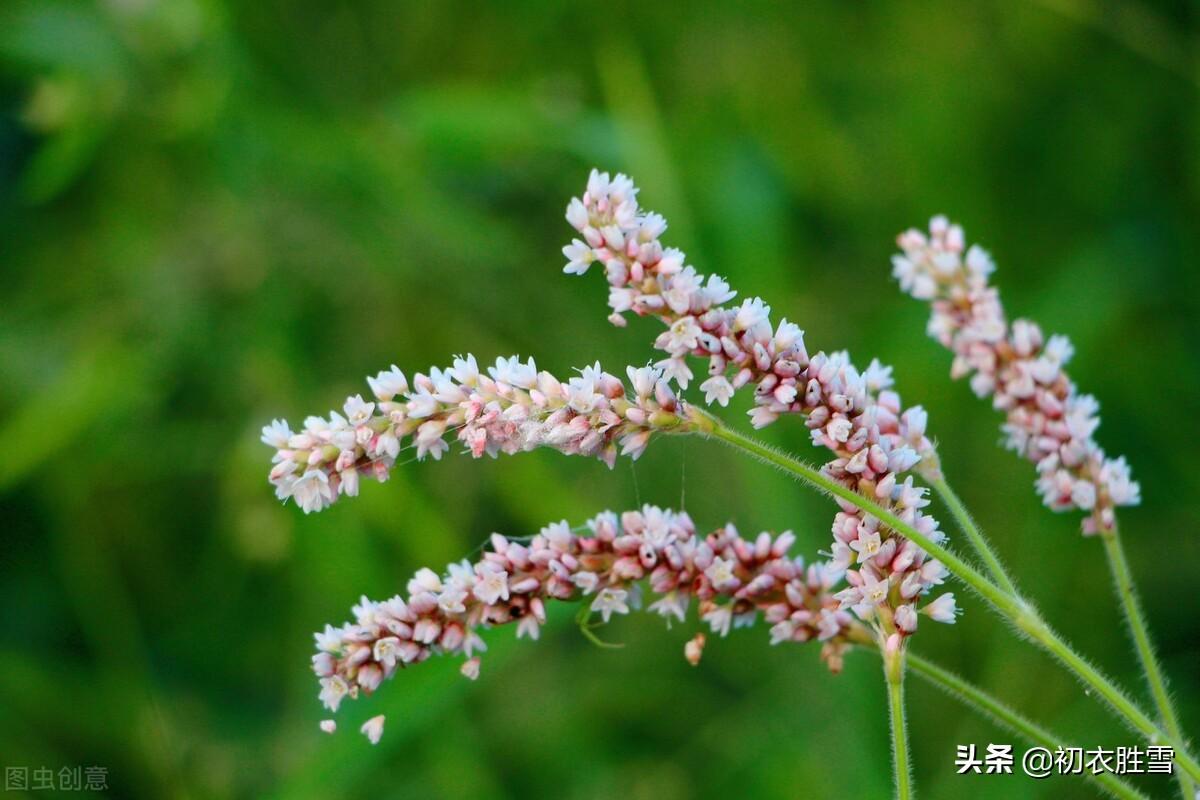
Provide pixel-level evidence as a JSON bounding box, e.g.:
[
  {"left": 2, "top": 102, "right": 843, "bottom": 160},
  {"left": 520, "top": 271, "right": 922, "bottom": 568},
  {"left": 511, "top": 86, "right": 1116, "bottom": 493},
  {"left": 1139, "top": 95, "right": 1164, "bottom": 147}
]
[
  {"left": 885, "top": 646, "right": 913, "bottom": 800},
  {"left": 1102, "top": 524, "right": 1194, "bottom": 799},
  {"left": 684, "top": 408, "right": 1200, "bottom": 782},
  {"left": 933, "top": 471, "right": 1190, "bottom": 798}
]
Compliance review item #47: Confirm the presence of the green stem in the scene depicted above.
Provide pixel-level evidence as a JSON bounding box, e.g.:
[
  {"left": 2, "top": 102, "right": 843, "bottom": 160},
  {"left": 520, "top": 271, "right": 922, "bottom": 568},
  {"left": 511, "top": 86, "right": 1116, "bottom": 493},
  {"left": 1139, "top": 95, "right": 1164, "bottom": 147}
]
[
  {"left": 688, "top": 409, "right": 1200, "bottom": 782},
  {"left": 905, "top": 652, "right": 1148, "bottom": 800},
  {"left": 930, "top": 477, "right": 1018, "bottom": 597},
  {"left": 886, "top": 646, "right": 913, "bottom": 800},
  {"left": 1102, "top": 525, "right": 1194, "bottom": 799},
  {"left": 935, "top": 471, "right": 1189, "bottom": 798}
]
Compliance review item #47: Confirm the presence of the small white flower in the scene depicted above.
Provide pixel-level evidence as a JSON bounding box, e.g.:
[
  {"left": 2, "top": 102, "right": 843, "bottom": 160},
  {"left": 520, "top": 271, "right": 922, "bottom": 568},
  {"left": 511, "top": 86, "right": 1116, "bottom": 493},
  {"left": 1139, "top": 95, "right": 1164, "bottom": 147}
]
[
  {"left": 655, "top": 356, "right": 693, "bottom": 389},
  {"left": 923, "top": 593, "right": 958, "bottom": 624},
  {"left": 861, "top": 573, "right": 889, "bottom": 606},
  {"left": 767, "top": 620, "right": 794, "bottom": 646},
  {"left": 639, "top": 505, "right": 675, "bottom": 548},
  {"left": 343, "top": 394, "right": 376, "bottom": 426},
  {"left": 566, "top": 375, "right": 601, "bottom": 414},
  {"left": 704, "top": 557, "right": 739, "bottom": 591},
  {"left": 406, "top": 391, "right": 438, "bottom": 419},
  {"left": 964, "top": 244, "right": 994, "bottom": 278},
  {"left": 572, "top": 571, "right": 599, "bottom": 594},
  {"left": 849, "top": 530, "right": 882, "bottom": 562},
  {"left": 291, "top": 470, "right": 334, "bottom": 514},
  {"left": 895, "top": 604, "right": 918, "bottom": 633},
  {"left": 473, "top": 566, "right": 510, "bottom": 606},
  {"left": 489, "top": 356, "right": 539, "bottom": 389},
  {"left": 648, "top": 591, "right": 688, "bottom": 623},
  {"left": 367, "top": 365, "right": 409, "bottom": 401},
  {"left": 662, "top": 317, "right": 701, "bottom": 353},
  {"left": 1101, "top": 457, "right": 1140, "bottom": 506},
  {"left": 407, "top": 567, "right": 443, "bottom": 595},
  {"left": 863, "top": 359, "right": 894, "bottom": 393},
  {"left": 445, "top": 560, "right": 476, "bottom": 591},
  {"left": 734, "top": 297, "right": 771, "bottom": 332},
  {"left": 460, "top": 631, "right": 487, "bottom": 659},
  {"left": 625, "top": 365, "right": 660, "bottom": 398},
  {"left": 590, "top": 587, "right": 630, "bottom": 622},
  {"left": 703, "top": 274, "right": 736, "bottom": 306},
  {"left": 702, "top": 604, "right": 733, "bottom": 637},
  {"left": 260, "top": 419, "right": 293, "bottom": 449},
  {"left": 373, "top": 637, "right": 402, "bottom": 668},
  {"left": 318, "top": 676, "right": 349, "bottom": 712},
  {"left": 562, "top": 239, "right": 596, "bottom": 275},
  {"left": 516, "top": 616, "right": 541, "bottom": 640},
  {"left": 437, "top": 588, "right": 468, "bottom": 615},
  {"left": 699, "top": 375, "right": 734, "bottom": 407},
  {"left": 449, "top": 354, "right": 480, "bottom": 385},
  {"left": 565, "top": 197, "right": 589, "bottom": 230},
  {"left": 1070, "top": 480, "right": 1097, "bottom": 511},
  {"left": 816, "top": 609, "right": 844, "bottom": 641},
  {"left": 375, "top": 431, "right": 400, "bottom": 459},
  {"left": 826, "top": 417, "right": 853, "bottom": 444},
  {"left": 540, "top": 520, "right": 574, "bottom": 551},
  {"left": 319, "top": 719, "right": 337, "bottom": 734},
  {"left": 360, "top": 714, "right": 385, "bottom": 745},
  {"left": 314, "top": 624, "right": 344, "bottom": 653}
]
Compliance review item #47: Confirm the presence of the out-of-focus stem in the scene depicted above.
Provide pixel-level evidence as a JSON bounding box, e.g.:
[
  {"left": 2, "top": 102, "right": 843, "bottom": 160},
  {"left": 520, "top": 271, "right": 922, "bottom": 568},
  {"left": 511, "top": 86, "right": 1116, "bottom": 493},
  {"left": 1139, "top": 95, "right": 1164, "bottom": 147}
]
[{"left": 1101, "top": 524, "right": 1193, "bottom": 800}]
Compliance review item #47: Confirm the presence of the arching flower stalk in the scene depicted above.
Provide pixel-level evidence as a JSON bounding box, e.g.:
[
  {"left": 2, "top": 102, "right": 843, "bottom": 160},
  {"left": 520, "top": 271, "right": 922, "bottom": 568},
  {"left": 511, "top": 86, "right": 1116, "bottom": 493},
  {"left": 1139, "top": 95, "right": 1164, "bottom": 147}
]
[
  {"left": 561, "top": 171, "right": 956, "bottom": 650},
  {"left": 311, "top": 506, "right": 856, "bottom": 741},
  {"left": 262, "top": 355, "right": 688, "bottom": 513},
  {"left": 892, "top": 217, "right": 1139, "bottom": 535}
]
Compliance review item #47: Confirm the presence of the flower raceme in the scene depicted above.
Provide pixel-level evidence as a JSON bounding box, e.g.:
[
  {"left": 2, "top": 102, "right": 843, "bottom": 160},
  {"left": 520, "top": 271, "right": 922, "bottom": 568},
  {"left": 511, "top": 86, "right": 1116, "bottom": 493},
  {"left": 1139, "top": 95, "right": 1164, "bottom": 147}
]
[
  {"left": 561, "top": 170, "right": 956, "bottom": 641},
  {"left": 261, "top": 355, "right": 687, "bottom": 513},
  {"left": 311, "top": 506, "right": 862, "bottom": 742},
  {"left": 562, "top": 170, "right": 933, "bottom": 450},
  {"left": 892, "top": 217, "right": 1141, "bottom": 534}
]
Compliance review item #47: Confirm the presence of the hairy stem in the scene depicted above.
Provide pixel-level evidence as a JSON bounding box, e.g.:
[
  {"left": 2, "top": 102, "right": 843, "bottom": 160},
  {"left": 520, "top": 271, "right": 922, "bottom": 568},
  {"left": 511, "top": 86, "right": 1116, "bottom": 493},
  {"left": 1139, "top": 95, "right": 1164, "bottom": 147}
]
[
  {"left": 1101, "top": 525, "right": 1194, "bottom": 799},
  {"left": 904, "top": 651, "right": 1149, "bottom": 800},
  {"left": 886, "top": 645, "right": 913, "bottom": 800},
  {"left": 688, "top": 409, "right": 1200, "bottom": 782},
  {"left": 930, "top": 477, "right": 1018, "bottom": 597}
]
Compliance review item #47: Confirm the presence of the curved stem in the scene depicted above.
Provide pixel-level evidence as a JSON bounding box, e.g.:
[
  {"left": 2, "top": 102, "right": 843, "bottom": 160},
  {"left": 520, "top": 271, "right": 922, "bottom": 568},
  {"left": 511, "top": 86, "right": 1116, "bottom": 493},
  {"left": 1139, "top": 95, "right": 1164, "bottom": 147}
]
[
  {"left": 905, "top": 652, "right": 1148, "bottom": 800},
  {"left": 885, "top": 647, "right": 913, "bottom": 800},
  {"left": 688, "top": 409, "right": 1200, "bottom": 782},
  {"left": 930, "top": 477, "right": 1018, "bottom": 597},
  {"left": 1102, "top": 525, "right": 1194, "bottom": 799}
]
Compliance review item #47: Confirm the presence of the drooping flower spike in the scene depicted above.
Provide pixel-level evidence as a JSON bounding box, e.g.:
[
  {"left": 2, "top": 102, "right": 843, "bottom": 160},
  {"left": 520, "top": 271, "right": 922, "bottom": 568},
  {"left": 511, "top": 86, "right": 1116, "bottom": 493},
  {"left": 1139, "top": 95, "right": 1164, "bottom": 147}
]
[
  {"left": 308, "top": 505, "right": 951, "bottom": 741},
  {"left": 262, "top": 355, "right": 688, "bottom": 513},
  {"left": 561, "top": 170, "right": 956, "bottom": 641},
  {"left": 562, "top": 171, "right": 932, "bottom": 450},
  {"left": 892, "top": 217, "right": 1140, "bottom": 534}
]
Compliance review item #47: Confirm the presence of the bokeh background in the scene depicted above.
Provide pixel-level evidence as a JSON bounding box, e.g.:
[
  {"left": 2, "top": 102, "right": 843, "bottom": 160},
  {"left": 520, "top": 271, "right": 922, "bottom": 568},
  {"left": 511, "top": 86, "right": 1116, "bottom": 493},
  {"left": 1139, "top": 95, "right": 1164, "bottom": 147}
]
[{"left": 1, "top": 1, "right": 1197, "bottom": 797}]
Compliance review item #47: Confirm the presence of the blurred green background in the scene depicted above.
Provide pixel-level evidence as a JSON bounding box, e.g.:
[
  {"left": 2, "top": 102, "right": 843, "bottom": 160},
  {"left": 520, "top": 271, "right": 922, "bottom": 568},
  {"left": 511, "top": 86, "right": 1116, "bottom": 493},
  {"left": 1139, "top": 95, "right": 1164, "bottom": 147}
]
[{"left": 1, "top": 1, "right": 1197, "bottom": 797}]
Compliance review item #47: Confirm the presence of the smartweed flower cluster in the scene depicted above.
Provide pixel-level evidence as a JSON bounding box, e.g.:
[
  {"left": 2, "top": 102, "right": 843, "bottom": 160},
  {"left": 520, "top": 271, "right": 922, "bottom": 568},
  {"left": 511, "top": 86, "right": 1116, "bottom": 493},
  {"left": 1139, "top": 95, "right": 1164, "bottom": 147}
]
[
  {"left": 892, "top": 218, "right": 1140, "bottom": 534},
  {"left": 312, "top": 505, "right": 856, "bottom": 728},
  {"left": 262, "top": 355, "right": 687, "bottom": 513},
  {"left": 261, "top": 170, "right": 1191, "bottom": 800}
]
